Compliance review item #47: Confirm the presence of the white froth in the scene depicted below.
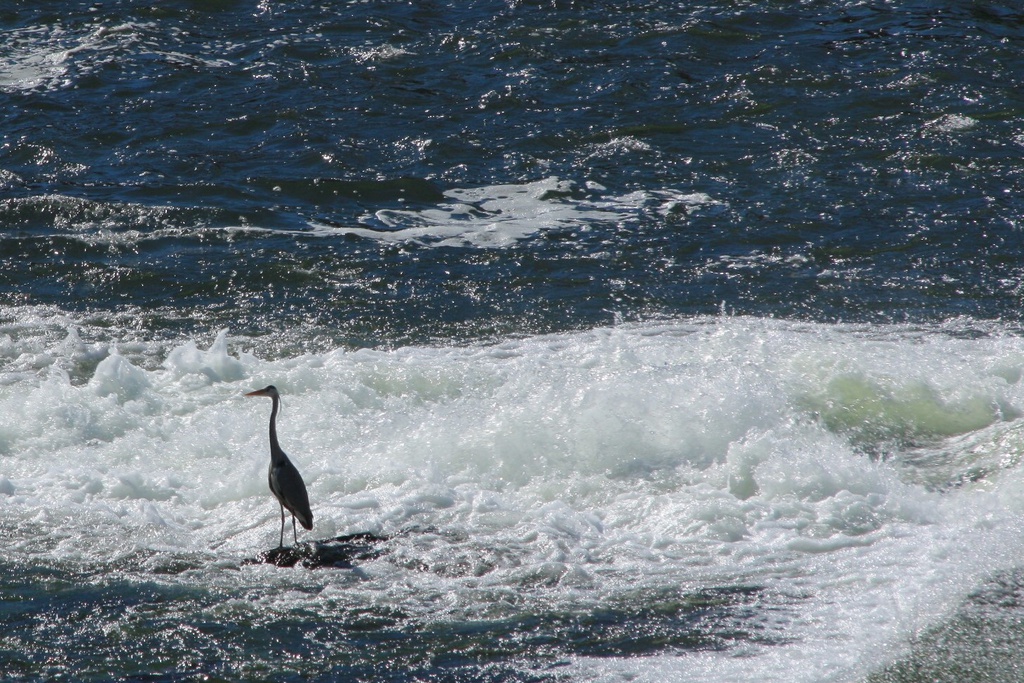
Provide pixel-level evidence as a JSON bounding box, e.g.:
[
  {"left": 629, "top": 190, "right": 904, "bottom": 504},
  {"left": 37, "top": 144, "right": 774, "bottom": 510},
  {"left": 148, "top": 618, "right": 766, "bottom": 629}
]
[
  {"left": 309, "top": 177, "right": 725, "bottom": 247},
  {"left": 0, "top": 21, "right": 154, "bottom": 93},
  {"left": 3, "top": 316, "right": 1024, "bottom": 681},
  {"left": 925, "top": 113, "right": 979, "bottom": 134}
]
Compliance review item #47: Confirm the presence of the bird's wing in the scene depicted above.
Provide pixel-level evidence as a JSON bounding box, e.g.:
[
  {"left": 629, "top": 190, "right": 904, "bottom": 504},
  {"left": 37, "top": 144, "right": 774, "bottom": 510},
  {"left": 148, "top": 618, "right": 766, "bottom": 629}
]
[{"left": 272, "top": 459, "right": 314, "bottom": 530}]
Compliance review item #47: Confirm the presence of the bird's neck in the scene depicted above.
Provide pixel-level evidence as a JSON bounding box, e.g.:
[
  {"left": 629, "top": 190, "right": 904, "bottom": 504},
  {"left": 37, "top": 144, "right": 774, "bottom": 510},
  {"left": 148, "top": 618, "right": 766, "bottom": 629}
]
[{"left": 268, "top": 396, "right": 287, "bottom": 464}]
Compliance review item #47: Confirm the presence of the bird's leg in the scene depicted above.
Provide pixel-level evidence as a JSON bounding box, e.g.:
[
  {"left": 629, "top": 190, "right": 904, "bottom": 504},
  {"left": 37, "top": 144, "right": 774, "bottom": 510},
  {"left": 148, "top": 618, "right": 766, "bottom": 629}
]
[
  {"left": 279, "top": 503, "right": 286, "bottom": 548},
  {"left": 292, "top": 515, "right": 298, "bottom": 545}
]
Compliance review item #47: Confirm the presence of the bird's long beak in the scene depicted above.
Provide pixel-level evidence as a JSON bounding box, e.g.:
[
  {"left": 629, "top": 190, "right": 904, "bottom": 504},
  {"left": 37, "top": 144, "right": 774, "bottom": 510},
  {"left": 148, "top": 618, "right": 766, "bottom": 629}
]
[{"left": 245, "top": 388, "right": 270, "bottom": 397}]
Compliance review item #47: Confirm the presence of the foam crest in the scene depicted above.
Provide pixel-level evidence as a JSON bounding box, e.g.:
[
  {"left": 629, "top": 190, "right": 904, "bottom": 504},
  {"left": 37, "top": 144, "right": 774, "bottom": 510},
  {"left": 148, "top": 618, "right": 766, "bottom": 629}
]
[
  {"left": 0, "top": 21, "right": 150, "bottom": 93},
  {"left": 90, "top": 351, "right": 151, "bottom": 401},
  {"left": 309, "top": 177, "right": 725, "bottom": 247},
  {"left": 163, "top": 329, "right": 246, "bottom": 385}
]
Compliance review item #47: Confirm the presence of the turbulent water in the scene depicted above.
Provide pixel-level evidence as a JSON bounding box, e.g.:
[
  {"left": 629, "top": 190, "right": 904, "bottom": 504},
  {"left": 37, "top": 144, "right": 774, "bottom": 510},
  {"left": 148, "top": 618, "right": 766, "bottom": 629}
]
[{"left": 3, "top": 2, "right": 1024, "bottom": 682}]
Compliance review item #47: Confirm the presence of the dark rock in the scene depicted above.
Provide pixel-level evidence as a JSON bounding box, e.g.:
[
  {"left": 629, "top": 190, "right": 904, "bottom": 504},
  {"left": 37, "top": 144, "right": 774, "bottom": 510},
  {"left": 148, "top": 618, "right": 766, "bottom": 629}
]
[{"left": 245, "top": 532, "right": 389, "bottom": 569}]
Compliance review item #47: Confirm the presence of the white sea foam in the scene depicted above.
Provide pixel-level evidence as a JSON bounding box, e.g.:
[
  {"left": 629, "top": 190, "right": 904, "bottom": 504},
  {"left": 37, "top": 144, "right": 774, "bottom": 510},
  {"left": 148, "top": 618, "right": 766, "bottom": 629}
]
[
  {"left": 925, "top": 113, "right": 979, "bottom": 134},
  {"left": 0, "top": 21, "right": 154, "bottom": 93},
  {"left": 3, "top": 315, "right": 1024, "bottom": 681},
  {"left": 309, "top": 177, "right": 725, "bottom": 247},
  {"left": 0, "top": 24, "right": 74, "bottom": 92},
  {"left": 347, "top": 43, "right": 415, "bottom": 63},
  {"left": 0, "top": 19, "right": 236, "bottom": 95}
]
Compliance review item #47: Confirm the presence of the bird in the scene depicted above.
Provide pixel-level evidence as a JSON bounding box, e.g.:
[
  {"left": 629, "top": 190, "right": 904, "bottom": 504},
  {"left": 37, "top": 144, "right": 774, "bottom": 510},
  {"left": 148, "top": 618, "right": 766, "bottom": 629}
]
[{"left": 245, "top": 385, "right": 313, "bottom": 548}]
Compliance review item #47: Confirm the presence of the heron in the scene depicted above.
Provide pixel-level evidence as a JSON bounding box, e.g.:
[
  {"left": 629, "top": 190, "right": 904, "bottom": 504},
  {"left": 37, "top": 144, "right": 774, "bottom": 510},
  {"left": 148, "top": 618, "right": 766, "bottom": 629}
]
[{"left": 245, "top": 385, "right": 313, "bottom": 547}]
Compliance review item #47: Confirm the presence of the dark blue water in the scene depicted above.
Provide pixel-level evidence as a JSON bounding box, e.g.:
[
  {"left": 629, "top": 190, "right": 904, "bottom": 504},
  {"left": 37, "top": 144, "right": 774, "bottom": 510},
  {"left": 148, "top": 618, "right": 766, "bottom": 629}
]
[
  {"left": 4, "top": 1, "right": 1023, "bottom": 348},
  {"left": 4, "top": 2, "right": 1024, "bottom": 682}
]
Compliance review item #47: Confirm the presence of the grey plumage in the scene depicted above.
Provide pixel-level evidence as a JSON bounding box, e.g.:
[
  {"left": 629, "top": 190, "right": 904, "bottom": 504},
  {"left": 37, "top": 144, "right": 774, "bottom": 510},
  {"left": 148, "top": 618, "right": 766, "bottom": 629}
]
[{"left": 245, "top": 385, "right": 313, "bottom": 547}]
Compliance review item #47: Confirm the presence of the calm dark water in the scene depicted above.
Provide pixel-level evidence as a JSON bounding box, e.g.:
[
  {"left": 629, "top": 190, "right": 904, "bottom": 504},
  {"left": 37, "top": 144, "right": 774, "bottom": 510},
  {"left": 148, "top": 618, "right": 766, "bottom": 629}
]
[{"left": 4, "top": 2, "right": 1024, "bottom": 682}]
